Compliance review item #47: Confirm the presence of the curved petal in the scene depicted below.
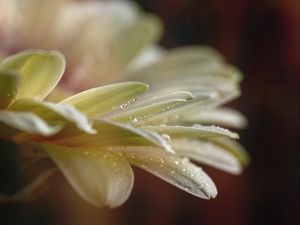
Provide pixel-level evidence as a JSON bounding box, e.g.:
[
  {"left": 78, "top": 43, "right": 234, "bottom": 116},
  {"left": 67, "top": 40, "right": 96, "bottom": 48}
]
[
  {"left": 172, "top": 139, "right": 242, "bottom": 175},
  {"left": 0, "top": 168, "right": 57, "bottom": 203},
  {"left": 0, "top": 111, "right": 62, "bottom": 138},
  {"left": 112, "top": 99, "right": 190, "bottom": 123},
  {"left": 0, "top": 50, "right": 66, "bottom": 100},
  {"left": 128, "top": 46, "right": 225, "bottom": 83},
  {"left": 9, "top": 98, "right": 96, "bottom": 134},
  {"left": 0, "top": 70, "right": 20, "bottom": 109},
  {"left": 211, "top": 138, "right": 250, "bottom": 167},
  {"left": 61, "top": 82, "right": 148, "bottom": 118},
  {"left": 51, "top": 120, "right": 174, "bottom": 154},
  {"left": 43, "top": 144, "right": 134, "bottom": 208},
  {"left": 113, "top": 146, "right": 217, "bottom": 199},
  {"left": 182, "top": 107, "right": 248, "bottom": 129},
  {"left": 142, "top": 90, "right": 240, "bottom": 125}
]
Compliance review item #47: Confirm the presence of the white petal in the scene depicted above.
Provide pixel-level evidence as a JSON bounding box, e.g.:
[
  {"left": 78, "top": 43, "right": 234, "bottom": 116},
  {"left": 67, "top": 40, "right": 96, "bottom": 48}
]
[
  {"left": 172, "top": 139, "right": 242, "bottom": 175},
  {"left": 0, "top": 111, "right": 62, "bottom": 138},
  {"left": 44, "top": 144, "right": 134, "bottom": 208},
  {"left": 142, "top": 124, "right": 239, "bottom": 139},
  {"left": 113, "top": 146, "right": 217, "bottom": 199},
  {"left": 51, "top": 120, "right": 174, "bottom": 154},
  {"left": 183, "top": 107, "right": 248, "bottom": 129},
  {"left": 10, "top": 98, "right": 96, "bottom": 134}
]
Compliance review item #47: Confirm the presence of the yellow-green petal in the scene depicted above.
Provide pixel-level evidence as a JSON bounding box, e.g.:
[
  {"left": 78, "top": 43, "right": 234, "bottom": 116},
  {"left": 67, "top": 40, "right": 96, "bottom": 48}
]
[
  {"left": 61, "top": 82, "right": 148, "bottom": 118},
  {"left": 112, "top": 99, "right": 190, "bottom": 124},
  {"left": 0, "top": 70, "right": 20, "bottom": 109},
  {"left": 44, "top": 144, "right": 134, "bottom": 208},
  {"left": 0, "top": 50, "right": 66, "bottom": 100}
]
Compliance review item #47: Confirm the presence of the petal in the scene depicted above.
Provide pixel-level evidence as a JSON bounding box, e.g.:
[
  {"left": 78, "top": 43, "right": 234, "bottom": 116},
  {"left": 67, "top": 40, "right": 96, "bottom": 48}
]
[
  {"left": 142, "top": 90, "right": 240, "bottom": 125},
  {"left": 141, "top": 124, "right": 239, "bottom": 139},
  {"left": 114, "top": 146, "right": 217, "bottom": 199},
  {"left": 0, "top": 50, "right": 66, "bottom": 100},
  {"left": 9, "top": 98, "right": 96, "bottom": 134},
  {"left": 0, "top": 111, "right": 62, "bottom": 138},
  {"left": 59, "top": 1, "right": 162, "bottom": 88},
  {"left": 61, "top": 82, "right": 148, "bottom": 118},
  {"left": 127, "top": 45, "right": 164, "bottom": 72},
  {"left": 110, "top": 92, "right": 193, "bottom": 125},
  {"left": 211, "top": 138, "right": 250, "bottom": 167},
  {"left": 172, "top": 139, "right": 242, "bottom": 175},
  {"left": 51, "top": 120, "right": 174, "bottom": 154},
  {"left": 113, "top": 14, "right": 162, "bottom": 68},
  {"left": 43, "top": 144, "right": 134, "bottom": 208},
  {"left": 128, "top": 46, "right": 225, "bottom": 83},
  {"left": 182, "top": 107, "right": 248, "bottom": 129},
  {"left": 0, "top": 70, "right": 20, "bottom": 109}
]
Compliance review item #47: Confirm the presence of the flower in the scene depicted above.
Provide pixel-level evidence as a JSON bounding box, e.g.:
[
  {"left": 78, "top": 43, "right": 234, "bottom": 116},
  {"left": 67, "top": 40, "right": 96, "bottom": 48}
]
[
  {"left": 0, "top": 0, "right": 247, "bottom": 129},
  {"left": 0, "top": 50, "right": 248, "bottom": 208},
  {"left": 0, "top": 0, "right": 162, "bottom": 92}
]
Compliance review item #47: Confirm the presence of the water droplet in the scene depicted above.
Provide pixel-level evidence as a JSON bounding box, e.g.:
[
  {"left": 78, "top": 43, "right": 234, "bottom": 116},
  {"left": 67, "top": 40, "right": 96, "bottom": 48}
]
[
  {"left": 182, "top": 157, "right": 190, "bottom": 163},
  {"left": 174, "top": 160, "right": 179, "bottom": 165},
  {"left": 161, "top": 133, "right": 171, "bottom": 142},
  {"left": 171, "top": 170, "right": 175, "bottom": 174},
  {"left": 119, "top": 104, "right": 127, "bottom": 109},
  {"left": 141, "top": 164, "right": 147, "bottom": 169}
]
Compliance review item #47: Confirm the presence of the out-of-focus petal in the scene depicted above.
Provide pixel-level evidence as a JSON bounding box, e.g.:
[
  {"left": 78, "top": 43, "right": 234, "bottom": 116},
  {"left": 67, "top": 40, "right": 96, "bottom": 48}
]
[
  {"left": 0, "top": 168, "right": 57, "bottom": 203},
  {"left": 113, "top": 146, "right": 217, "bottom": 199},
  {"left": 44, "top": 144, "right": 134, "bottom": 208},
  {"left": 0, "top": 70, "right": 20, "bottom": 109},
  {"left": 0, "top": 111, "right": 62, "bottom": 138},
  {"left": 0, "top": 50, "right": 65, "bottom": 100},
  {"left": 61, "top": 82, "right": 148, "bottom": 118}
]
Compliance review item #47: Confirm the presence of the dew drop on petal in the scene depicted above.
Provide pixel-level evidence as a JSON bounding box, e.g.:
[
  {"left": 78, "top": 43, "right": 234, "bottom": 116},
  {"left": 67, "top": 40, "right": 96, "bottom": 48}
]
[{"left": 161, "top": 133, "right": 171, "bottom": 142}]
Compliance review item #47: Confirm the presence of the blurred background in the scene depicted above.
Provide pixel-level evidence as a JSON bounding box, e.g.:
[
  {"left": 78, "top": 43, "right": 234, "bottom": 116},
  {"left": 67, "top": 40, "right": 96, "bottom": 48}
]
[{"left": 1, "top": 0, "right": 299, "bottom": 225}]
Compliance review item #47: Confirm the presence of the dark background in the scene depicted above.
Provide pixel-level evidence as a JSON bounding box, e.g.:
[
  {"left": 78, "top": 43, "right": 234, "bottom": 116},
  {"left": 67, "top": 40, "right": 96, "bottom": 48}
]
[{"left": 1, "top": 0, "right": 299, "bottom": 225}]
